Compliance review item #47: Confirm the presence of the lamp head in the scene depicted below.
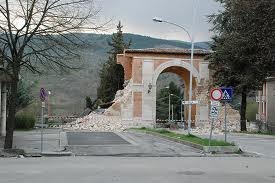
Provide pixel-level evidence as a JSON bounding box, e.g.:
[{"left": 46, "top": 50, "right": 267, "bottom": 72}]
[{"left": 152, "top": 17, "right": 163, "bottom": 22}]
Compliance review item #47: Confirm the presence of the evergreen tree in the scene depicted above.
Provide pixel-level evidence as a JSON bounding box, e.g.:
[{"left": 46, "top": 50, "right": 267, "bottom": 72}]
[
  {"left": 156, "top": 81, "right": 184, "bottom": 121},
  {"left": 97, "top": 21, "right": 131, "bottom": 103},
  {"left": 85, "top": 96, "right": 100, "bottom": 111},
  {"left": 11, "top": 79, "right": 35, "bottom": 112},
  {"left": 208, "top": 0, "right": 275, "bottom": 131}
]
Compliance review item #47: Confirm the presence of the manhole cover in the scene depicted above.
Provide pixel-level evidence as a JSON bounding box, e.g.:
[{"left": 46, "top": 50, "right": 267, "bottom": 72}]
[
  {"left": 67, "top": 132, "right": 130, "bottom": 145},
  {"left": 177, "top": 171, "right": 205, "bottom": 176}
]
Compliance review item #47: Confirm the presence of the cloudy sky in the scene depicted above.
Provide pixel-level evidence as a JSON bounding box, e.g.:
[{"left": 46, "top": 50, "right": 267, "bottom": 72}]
[{"left": 97, "top": 0, "right": 221, "bottom": 42}]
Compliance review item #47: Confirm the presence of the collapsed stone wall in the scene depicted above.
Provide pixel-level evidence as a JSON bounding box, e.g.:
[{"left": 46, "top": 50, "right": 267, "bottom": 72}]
[
  {"left": 64, "top": 80, "right": 133, "bottom": 131},
  {"left": 104, "top": 80, "right": 132, "bottom": 116}
]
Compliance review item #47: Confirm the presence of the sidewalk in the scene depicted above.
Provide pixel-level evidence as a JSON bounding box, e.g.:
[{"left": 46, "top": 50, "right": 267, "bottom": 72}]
[{"left": 13, "top": 128, "right": 66, "bottom": 155}]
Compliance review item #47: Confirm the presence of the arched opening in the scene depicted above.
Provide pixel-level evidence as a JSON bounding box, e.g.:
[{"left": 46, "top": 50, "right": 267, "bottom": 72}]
[
  {"left": 153, "top": 63, "right": 198, "bottom": 128},
  {"left": 156, "top": 72, "right": 185, "bottom": 127}
]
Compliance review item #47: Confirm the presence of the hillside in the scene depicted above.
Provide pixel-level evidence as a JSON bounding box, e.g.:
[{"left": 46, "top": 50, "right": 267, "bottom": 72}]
[{"left": 22, "top": 33, "right": 210, "bottom": 116}]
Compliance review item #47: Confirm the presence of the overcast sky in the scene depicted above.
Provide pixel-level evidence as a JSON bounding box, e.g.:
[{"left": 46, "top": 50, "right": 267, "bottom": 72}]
[{"left": 97, "top": 0, "right": 221, "bottom": 42}]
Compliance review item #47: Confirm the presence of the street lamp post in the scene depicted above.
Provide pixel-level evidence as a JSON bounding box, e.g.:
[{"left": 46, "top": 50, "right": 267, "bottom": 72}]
[
  {"left": 171, "top": 104, "right": 174, "bottom": 123},
  {"left": 153, "top": 17, "right": 196, "bottom": 134},
  {"left": 48, "top": 90, "right": 51, "bottom": 117}
]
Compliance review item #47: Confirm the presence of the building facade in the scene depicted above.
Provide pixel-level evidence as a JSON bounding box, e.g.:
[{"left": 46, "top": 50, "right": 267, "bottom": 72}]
[{"left": 257, "top": 77, "right": 275, "bottom": 132}]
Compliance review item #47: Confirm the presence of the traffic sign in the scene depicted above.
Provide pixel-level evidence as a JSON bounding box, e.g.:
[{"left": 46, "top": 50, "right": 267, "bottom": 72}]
[
  {"left": 221, "top": 88, "right": 233, "bottom": 102},
  {"left": 210, "top": 88, "right": 223, "bottom": 101},
  {"left": 210, "top": 105, "right": 219, "bottom": 118},
  {"left": 182, "top": 100, "right": 200, "bottom": 105},
  {"left": 211, "top": 101, "right": 220, "bottom": 106},
  {"left": 40, "top": 88, "right": 47, "bottom": 102}
]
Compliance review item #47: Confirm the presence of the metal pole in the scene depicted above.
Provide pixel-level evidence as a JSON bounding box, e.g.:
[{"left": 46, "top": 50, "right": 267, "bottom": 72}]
[
  {"left": 224, "top": 102, "right": 227, "bottom": 142},
  {"left": 168, "top": 93, "right": 171, "bottom": 123},
  {"left": 41, "top": 101, "right": 45, "bottom": 153},
  {"left": 187, "top": 0, "right": 198, "bottom": 135},
  {"left": 171, "top": 104, "right": 174, "bottom": 123},
  {"left": 181, "top": 100, "right": 183, "bottom": 126},
  {"left": 48, "top": 93, "right": 50, "bottom": 117},
  {"left": 209, "top": 118, "right": 214, "bottom": 146},
  {"left": 188, "top": 40, "right": 194, "bottom": 134}
]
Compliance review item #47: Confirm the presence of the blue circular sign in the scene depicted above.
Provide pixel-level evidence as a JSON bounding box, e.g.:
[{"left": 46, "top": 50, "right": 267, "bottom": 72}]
[{"left": 40, "top": 88, "right": 46, "bottom": 101}]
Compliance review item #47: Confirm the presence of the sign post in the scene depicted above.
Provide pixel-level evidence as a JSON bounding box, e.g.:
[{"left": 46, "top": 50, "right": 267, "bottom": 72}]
[
  {"left": 220, "top": 88, "right": 233, "bottom": 142},
  {"left": 209, "top": 103, "right": 219, "bottom": 146},
  {"left": 209, "top": 88, "right": 222, "bottom": 146},
  {"left": 40, "top": 88, "right": 47, "bottom": 153}
]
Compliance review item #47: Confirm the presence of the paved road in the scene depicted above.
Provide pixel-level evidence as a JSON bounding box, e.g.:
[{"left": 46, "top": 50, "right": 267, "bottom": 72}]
[
  {"left": 65, "top": 131, "right": 202, "bottom": 156},
  {"left": 0, "top": 156, "right": 275, "bottom": 183}
]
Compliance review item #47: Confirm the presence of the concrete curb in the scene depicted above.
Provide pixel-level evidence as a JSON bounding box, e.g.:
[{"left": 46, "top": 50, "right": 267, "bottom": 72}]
[
  {"left": 133, "top": 130, "right": 240, "bottom": 154},
  {"left": 203, "top": 146, "right": 240, "bottom": 153},
  {"left": 231, "top": 132, "right": 275, "bottom": 139},
  {"left": 40, "top": 151, "right": 73, "bottom": 157}
]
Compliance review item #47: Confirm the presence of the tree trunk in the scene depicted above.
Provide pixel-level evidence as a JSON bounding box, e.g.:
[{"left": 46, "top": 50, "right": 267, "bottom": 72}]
[
  {"left": 240, "top": 88, "right": 247, "bottom": 131},
  {"left": 4, "top": 79, "right": 18, "bottom": 149}
]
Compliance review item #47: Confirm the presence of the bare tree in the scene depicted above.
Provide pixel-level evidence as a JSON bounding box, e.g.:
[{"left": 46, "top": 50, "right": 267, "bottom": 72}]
[{"left": 0, "top": 0, "right": 107, "bottom": 149}]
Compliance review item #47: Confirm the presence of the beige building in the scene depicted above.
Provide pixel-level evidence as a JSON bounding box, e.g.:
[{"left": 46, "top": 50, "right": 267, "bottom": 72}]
[{"left": 257, "top": 76, "right": 275, "bottom": 132}]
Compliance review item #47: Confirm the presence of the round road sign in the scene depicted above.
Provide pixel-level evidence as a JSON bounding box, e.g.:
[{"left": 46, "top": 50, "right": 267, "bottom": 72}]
[
  {"left": 210, "top": 88, "right": 222, "bottom": 101},
  {"left": 40, "top": 88, "right": 47, "bottom": 102}
]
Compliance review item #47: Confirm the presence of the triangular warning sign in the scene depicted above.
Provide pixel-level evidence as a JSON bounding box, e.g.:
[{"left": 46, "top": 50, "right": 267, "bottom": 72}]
[{"left": 222, "top": 90, "right": 231, "bottom": 100}]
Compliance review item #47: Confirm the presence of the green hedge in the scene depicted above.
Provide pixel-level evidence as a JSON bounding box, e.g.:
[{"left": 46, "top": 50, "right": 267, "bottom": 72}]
[{"left": 15, "top": 114, "right": 35, "bottom": 129}]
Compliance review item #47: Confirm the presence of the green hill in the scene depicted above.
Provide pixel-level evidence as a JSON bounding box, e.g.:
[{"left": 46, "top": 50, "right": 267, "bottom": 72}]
[{"left": 22, "top": 33, "right": 210, "bottom": 116}]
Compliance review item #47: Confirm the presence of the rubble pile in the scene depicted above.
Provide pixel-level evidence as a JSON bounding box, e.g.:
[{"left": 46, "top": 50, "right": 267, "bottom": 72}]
[
  {"left": 192, "top": 105, "right": 241, "bottom": 135},
  {"left": 64, "top": 80, "right": 133, "bottom": 131},
  {"left": 63, "top": 112, "right": 125, "bottom": 131}
]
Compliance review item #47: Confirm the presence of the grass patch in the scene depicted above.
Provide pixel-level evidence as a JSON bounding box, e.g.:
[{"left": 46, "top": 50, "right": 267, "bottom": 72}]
[{"left": 131, "top": 128, "right": 233, "bottom": 146}]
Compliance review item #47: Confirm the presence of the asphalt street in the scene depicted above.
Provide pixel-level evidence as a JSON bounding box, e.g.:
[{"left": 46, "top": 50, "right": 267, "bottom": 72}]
[{"left": 0, "top": 157, "right": 275, "bottom": 183}]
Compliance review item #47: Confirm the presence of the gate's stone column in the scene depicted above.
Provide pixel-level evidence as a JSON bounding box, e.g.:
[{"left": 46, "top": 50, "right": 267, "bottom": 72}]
[
  {"left": 141, "top": 59, "right": 155, "bottom": 127},
  {"left": 131, "top": 57, "right": 144, "bottom": 126},
  {"left": 195, "top": 60, "right": 210, "bottom": 127}
]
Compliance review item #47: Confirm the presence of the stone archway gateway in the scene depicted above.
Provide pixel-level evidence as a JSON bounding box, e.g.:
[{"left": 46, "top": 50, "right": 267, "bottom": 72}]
[{"left": 111, "top": 48, "right": 211, "bottom": 128}]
